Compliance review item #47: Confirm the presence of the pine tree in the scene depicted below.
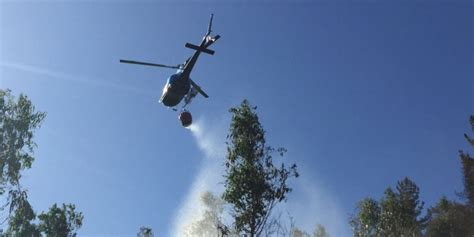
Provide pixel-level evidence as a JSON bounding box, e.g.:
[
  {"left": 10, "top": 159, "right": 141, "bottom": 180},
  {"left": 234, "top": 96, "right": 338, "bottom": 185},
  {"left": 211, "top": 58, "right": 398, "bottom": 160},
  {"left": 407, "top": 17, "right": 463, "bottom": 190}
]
[
  {"left": 460, "top": 115, "right": 474, "bottom": 206},
  {"left": 425, "top": 197, "right": 473, "bottom": 237},
  {"left": 396, "top": 178, "right": 428, "bottom": 236},
  {"left": 425, "top": 115, "right": 474, "bottom": 236},
  {"left": 351, "top": 178, "right": 427, "bottom": 237}
]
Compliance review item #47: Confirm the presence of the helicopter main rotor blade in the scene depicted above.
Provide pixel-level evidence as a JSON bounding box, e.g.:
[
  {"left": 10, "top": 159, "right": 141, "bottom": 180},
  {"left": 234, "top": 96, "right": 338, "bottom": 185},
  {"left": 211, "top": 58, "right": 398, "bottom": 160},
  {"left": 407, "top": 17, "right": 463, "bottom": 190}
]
[{"left": 119, "top": 59, "right": 180, "bottom": 69}]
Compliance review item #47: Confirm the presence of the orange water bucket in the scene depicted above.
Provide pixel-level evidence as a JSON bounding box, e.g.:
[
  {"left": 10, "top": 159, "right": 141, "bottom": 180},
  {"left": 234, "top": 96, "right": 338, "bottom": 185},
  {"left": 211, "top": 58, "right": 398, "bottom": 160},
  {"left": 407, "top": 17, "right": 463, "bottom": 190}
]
[{"left": 179, "top": 111, "right": 192, "bottom": 127}]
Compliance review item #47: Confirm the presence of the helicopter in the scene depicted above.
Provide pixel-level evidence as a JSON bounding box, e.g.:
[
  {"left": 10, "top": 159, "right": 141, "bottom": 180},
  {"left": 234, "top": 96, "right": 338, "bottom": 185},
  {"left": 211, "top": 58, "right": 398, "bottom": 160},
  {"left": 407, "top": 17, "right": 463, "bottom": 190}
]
[{"left": 120, "top": 14, "right": 220, "bottom": 127}]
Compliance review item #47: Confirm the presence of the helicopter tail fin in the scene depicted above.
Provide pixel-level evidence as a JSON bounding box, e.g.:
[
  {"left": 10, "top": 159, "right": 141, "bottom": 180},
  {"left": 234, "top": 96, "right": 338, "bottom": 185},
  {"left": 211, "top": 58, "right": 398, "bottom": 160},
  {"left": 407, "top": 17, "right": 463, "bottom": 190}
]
[
  {"left": 206, "top": 13, "right": 213, "bottom": 36},
  {"left": 185, "top": 43, "right": 215, "bottom": 55}
]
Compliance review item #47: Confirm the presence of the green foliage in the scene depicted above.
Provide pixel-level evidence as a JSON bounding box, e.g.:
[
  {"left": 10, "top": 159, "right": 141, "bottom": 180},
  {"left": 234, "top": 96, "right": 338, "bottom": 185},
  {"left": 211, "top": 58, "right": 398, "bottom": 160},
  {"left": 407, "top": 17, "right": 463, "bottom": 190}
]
[
  {"left": 379, "top": 179, "right": 428, "bottom": 237},
  {"left": 185, "top": 192, "right": 228, "bottom": 237},
  {"left": 5, "top": 190, "right": 40, "bottom": 237},
  {"left": 425, "top": 197, "right": 474, "bottom": 237},
  {"left": 460, "top": 152, "right": 474, "bottom": 206},
  {"left": 137, "top": 226, "right": 154, "bottom": 237},
  {"left": 292, "top": 227, "right": 310, "bottom": 237},
  {"left": 4, "top": 197, "right": 83, "bottom": 237},
  {"left": 378, "top": 188, "right": 399, "bottom": 236},
  {"left": 0, "top": 89, "right": 46, "bottom": 194},
  {"left": 0, "top": 89, "right": 84, "bottom": 236},
  {"left": 291, "top": 224, "right": 330, "bottom": 237},
  {"left": 38, "top": 203, "right": 83, "bottom": 237},
  {"left": 425, "top": 116, "right": 474, "bottom": 236},
  {"left": 464, "top": 115, "right": 474, "bottom": 146},
  {"left": 350, "top": 178, "right": 427, "bottom": 237},
  {"left": 460, "top": 115, "right": 474, "bottom": 206},
  {"left": 0, "top": 89, "right": 44, "bottom": 236},
  {"left": 351, "top": 116, "right": 474, "bottom": 237},
  {"left": 395, "top": 178, "right": 427, "bottom": 235},
  {"left": 313, "top": 224, "right": 329, "bottom": 237},
  {"left": 350, "top": 198, "right": 379, "bottom": 237},
  {"left": 222, "top": 100, "right": 298, "bottom": 237}
]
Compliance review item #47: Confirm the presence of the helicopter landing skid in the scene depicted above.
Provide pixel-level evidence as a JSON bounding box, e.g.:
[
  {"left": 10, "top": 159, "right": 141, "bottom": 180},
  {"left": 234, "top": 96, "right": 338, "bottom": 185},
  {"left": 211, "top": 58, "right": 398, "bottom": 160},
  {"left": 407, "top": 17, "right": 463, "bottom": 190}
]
[{"left": 182, "top": 87, "right": 198, "bottom": 109}]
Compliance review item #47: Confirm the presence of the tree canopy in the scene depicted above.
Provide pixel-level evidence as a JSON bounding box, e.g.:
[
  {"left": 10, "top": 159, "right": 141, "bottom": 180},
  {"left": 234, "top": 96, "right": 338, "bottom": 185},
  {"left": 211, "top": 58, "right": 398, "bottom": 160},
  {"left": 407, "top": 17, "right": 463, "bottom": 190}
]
[
  {"left": 350, "top": 177, "right": 428, "bottom": 237},
  {"left": 37, "top": 203, "right": 83, "bottom": 237},
  {"left": 222, "top": 100, "right": 298, "bottom": 237},
  {"left": 185, "top": 192, "right": 227, "bottom": 237},
  {"left": 424, "top": 115, "right": 474, "bottom": 236},
  {"left": 351, "top": 116, "right": 474, "bottom": 237},
  {"left": 137, "top": 226, "right": 154, "bottom": 237},
  {"left": 0, "top": 89, "right": 83, "bottom": 237},
  {"left": 0, "top": 89, "right": 45, "bottom": 194},
  {"left": 460, "top": 115, "right": 474, "bottom": 206}
]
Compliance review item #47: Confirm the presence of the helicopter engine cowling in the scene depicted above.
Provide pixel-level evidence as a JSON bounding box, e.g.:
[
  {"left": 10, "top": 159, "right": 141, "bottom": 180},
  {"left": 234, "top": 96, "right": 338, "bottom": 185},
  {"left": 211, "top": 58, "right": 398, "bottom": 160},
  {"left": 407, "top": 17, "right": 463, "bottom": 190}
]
[{"left": 179, "top": 111, "right": 192, "bottom": 127}]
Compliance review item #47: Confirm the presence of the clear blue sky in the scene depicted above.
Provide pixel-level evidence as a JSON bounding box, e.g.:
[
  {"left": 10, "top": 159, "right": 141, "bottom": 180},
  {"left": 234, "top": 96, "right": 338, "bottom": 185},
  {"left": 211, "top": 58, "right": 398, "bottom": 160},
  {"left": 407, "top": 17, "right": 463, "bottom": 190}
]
[{"left": 0, "top": 0, "right": 472, "bottom": 236}]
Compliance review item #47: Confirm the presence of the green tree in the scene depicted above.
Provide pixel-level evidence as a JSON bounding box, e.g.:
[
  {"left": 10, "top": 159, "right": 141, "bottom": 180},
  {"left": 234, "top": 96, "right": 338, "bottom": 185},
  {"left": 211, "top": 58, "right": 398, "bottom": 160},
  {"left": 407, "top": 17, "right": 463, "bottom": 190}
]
[
  {"left": 378, "top": 188, "right": 400, "bottom": 236},
  {"left": 460, "top": 115, "right": 474, "bottom": 206},
  {"left": 380, "top": 178, "right": 427, "bottom": 237},
  {"left": 425, "top": 197, "right": 473, "bottom": 237},
  {"left": 38, "top": 203, "right": 83, "bottom": 237},
  {"left": 425, "top": 116, "right": 474, "bottom": 236},
  {"left": 395, "top": 178, "right": 427, "bottom": 235},
  {"left": 0, "top": 89, "right": 84, "bottom": 236},
  {"left": 350, "top": 198, "right": 379, "bottom": 237},
  {"left": 222, "top": 100, "right": 298, "bottom": 237},
  {"left": 290, "top": 224, "right": 330, "bottom": 237},
  {"left": 292, "top": 227, "right": 309, "bottom": 237},
  {"left": 185, "top": 191, "right": 228, "bottom": 237},
  {"left": 313, "top": 224, "right": 329, "bottom": 237},
  {"left": 350, "top": 178, "right": 427, "bottom": 237},
  {"left": 4, "top": 190, "right": 40, "bottom": 237},
  {"left": 0, "top": 89, "right": 45, "bottom": 195},
  {"left": 0, "top": 90, "right": 44, "bottom": 236},
  {"left": 137, "top": 226, "right": 153, "bottom": 237}
]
